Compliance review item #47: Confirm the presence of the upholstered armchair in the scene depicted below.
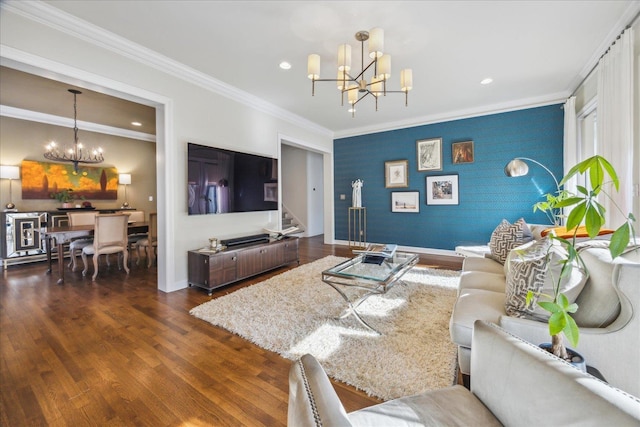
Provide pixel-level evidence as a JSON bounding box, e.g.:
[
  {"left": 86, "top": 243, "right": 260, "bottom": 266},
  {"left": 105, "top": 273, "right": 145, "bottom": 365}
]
[
  {"left": 81, "top": 214, "right": 130, "bottom": 281},
  {"left": 124, "top": 210, "right": 146, "bottom": 265}
]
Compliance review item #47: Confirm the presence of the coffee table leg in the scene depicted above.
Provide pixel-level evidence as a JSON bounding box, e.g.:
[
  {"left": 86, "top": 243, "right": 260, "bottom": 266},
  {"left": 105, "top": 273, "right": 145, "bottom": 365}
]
[{"left": 324, "top": 281, "right": 381, "bottom": 335}]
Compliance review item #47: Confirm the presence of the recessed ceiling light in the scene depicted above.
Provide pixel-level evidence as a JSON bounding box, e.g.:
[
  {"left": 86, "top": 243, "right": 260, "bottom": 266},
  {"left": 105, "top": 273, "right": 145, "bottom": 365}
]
[
  {"left": 279, "top": 61, "right": 292, "bottom": 70},
  {"left": 480, "top": 78, "right": 493, "bottom": 85},
  {"left": 131, "top": 121, "right": 142, "bottom": 126}
]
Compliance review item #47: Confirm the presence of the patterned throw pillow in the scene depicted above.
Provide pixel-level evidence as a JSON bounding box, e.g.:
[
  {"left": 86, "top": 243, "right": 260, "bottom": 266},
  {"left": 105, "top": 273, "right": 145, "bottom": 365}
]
[
  {"left": 505, "top": 238, "right": 588, "bottom": 320},
  {"left": 504, "top": 239, "right": 551, "bottom": 318},
  {"left": 489, "top": 218, "right": 528, "bottom": 264}
]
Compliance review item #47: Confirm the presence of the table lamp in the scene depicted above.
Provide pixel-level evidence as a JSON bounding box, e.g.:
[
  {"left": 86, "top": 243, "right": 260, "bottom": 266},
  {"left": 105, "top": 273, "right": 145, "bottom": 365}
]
[
  {"left": 119, "top": 173, "right": 132, "bottom": 208},
  {"left": 1, "top": 165, "right": 20, "bottom": 211}
]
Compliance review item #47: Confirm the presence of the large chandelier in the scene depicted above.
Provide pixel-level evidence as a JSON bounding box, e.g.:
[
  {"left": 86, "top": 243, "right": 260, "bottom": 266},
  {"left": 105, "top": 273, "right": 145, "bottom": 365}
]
[
  {"left": 307, "top": 27, "right": 413, "bottom": 117},
  {"left": 44, "top": 89, "right": 104, "bottom": 173}
]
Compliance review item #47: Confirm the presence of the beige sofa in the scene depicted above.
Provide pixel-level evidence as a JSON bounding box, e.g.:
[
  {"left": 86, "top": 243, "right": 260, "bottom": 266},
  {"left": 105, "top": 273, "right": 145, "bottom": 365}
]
[
  {"left": 288, "top": 321, "right": 640, "bottom": 426},
  {"left": 450, "top": 242, "right": 640, "bottom": 398}
]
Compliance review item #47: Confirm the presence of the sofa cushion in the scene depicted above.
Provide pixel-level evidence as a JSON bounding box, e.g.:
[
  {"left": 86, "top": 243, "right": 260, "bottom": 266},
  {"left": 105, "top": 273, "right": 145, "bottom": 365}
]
[
  {"left": 505, "top": 239, "right": 588, "bottom": 321},
  {"left": 462, "top": 256, "right": 504, "bottom": 274},
  {"left": 449, "top": 288, "right": 505, "bottom": 348},
  {"left": 488, "top": 218, "right": 531, "bottom": 264},
  {"left": 459, "top": 271, "right": 506, "bottom": 293}
]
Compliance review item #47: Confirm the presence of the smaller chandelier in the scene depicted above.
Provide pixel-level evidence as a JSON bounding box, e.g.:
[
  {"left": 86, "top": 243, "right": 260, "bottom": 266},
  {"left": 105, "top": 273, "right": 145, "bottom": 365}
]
[
  {"left": 307, "top": 27, "right": 413, "bottom": 117},
  {"left": 44, "top": 89, "right": 104, "bottom": 173}
]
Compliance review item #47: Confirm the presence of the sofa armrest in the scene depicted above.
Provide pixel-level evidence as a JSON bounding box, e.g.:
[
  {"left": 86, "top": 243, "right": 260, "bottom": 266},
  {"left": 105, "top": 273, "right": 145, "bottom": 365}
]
[
  {"left": 472, "top": 321, "right": 640, "bottom": 425},
  {"left": 499, "top": 259, "right": 640, "bottom": 397},
  {"left": 288, "top": 354, "right": 352, "bottom": 427}
]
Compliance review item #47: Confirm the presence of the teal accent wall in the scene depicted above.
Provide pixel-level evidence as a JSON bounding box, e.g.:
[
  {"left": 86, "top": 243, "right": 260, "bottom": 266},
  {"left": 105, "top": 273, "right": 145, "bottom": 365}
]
[{"left": 334, "top": 104, "right": 564, "bottom": 250}]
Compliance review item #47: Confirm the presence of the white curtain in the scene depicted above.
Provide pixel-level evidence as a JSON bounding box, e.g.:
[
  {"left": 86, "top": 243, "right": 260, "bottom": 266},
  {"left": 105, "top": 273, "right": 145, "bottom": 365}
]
[
  {"left": 596, "top": 28, "right": 634, "bottom": 228},
  {"left": 562, "top": 96, "right": 577, "bottom": 224}
]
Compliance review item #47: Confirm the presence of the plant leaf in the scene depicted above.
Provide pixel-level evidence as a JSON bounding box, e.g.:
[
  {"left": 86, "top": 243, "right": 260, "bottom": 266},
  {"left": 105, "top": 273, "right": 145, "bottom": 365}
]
[
  {"left": 539, "top": 301, "right": 561, "bottom": 314},
  {"left": 563, "top": 314, "right": 580, "bottom": 347},
  {"left": 598, "top": 156, "right": 619, "bottom": 191},
  {"left": 609, "top": 223, "right": 631, "bottom": 258},
  {"left": 566, "top": 202, "right": 587, "bottom": 230},
  {"left": 548, "top": 311, "right": 566, "bottom": 336}
]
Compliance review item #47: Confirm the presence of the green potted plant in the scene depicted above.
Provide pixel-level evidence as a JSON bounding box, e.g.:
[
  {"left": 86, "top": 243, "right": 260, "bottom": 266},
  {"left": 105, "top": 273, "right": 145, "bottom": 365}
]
[
  {"left": 529, "top": 155, "right": 636, "bottom": 359},
  {"left": 51, "top": 188, "right": 78, "bottom": 208}
]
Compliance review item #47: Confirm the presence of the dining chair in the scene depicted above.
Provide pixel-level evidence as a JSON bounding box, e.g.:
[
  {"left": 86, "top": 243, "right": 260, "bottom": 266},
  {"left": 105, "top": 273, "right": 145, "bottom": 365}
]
[
  {"left": 67, "top": 211, "right": 98, "bottom": 271},
  {"left": 124, "top": 210, "right": 146, "bottom": 265},
  {"left": 136, "top": 212, "right": 157, "bottom": 268},
  {"left": 81, "top": 214, "right": 130, "bottom": 281}
]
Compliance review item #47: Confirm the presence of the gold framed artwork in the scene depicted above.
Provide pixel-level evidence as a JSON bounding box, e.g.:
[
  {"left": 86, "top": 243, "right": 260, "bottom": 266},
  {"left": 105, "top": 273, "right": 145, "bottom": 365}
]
[
  {"left": 416, "top": 138, "right": 442, "bottom": 171},
  {"left": 452, "top": 140, "right": 474, "bottom": 164},
  {"left": 20, "top": 160, "right": 118, "bottom": 200},
  {"left": 385, "top": 160, "right": 409, "bottom": 188}
]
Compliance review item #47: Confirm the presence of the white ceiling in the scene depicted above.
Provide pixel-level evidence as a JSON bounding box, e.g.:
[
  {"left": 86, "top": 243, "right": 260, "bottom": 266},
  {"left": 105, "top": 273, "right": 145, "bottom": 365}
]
[{"left": 6, "top": 1, "right": 640, "bottom": 137}]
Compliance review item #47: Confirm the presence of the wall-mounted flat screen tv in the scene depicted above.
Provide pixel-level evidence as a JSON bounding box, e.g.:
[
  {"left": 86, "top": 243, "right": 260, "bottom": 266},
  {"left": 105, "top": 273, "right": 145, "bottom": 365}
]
[{"left": 187, "top": 142, "right": 278, "bottom": 215}]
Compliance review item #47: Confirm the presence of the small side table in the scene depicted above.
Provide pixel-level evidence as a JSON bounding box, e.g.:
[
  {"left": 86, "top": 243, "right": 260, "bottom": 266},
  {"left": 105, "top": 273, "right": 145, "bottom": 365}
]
[{"left": 348, "top": 207, "right": 366, "bottom": 249}]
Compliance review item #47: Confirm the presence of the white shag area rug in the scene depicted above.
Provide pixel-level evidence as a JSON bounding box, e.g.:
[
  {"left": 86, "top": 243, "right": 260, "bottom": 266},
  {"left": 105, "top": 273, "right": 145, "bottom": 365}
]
[{"left": 190, "top": 255, "right": 460, "bottom": 401}]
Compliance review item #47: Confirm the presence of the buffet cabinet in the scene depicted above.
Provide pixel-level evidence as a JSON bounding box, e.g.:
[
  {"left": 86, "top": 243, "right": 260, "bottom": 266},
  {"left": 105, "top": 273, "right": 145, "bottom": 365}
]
[
  {"left": 1, "top": 209, "right": 135, "bottom": 269},
  {"left": 187, "top": 237, "right": 299, "bottom": 295}
]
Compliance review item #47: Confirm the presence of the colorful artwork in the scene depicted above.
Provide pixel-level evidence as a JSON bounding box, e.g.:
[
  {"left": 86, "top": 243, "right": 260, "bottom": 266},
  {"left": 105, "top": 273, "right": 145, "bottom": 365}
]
[{"left": 20, "top": 160, "right": 118, "bottom": 200}]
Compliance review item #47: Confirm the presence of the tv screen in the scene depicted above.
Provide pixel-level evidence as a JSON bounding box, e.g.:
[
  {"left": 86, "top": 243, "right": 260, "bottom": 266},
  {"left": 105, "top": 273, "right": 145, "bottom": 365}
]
[{"left": 187, "top": 142, "right": 278, "bottom": 215}]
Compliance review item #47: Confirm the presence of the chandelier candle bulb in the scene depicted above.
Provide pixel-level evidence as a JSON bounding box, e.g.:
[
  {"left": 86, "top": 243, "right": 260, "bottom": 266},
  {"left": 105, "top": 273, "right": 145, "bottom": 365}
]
[
  {"left": 337, "top": 44, "right": 351, "bottom": 71},
  {"left": 368, "top": 27, "right": 384, "bottom": 58}
]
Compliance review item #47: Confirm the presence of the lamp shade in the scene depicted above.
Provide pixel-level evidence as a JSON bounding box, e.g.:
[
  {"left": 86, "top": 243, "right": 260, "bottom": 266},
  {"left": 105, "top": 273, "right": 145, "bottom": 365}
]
[
  {"left": 347, "top": 84, "right": 359, "bottom": 104},
  {"left": 337, "top": 70, "right": 347, "bottom": 90},
  {"left": 368, "top": 27, "right": 384, "bottom": 59},
  {"left": 400, "top": 69, "right": 413, "bottom": 91},
  {"left": 118, "top": 173, "right": 132, "bottom": 185},
  {"left": 307, "top": 54, "right": 320, "bottom": 80},
  {"left": 0, "top": 165, "right": 20, "bottom": 180},
  {"left": 337, "top": 44, "right": 351, "bottom": 71},
  {"left": 377, "top": 54, "right": 391, "bottom": 79},
  {"left": 504, "top": 159, "right": 529, "bottom": 177}
]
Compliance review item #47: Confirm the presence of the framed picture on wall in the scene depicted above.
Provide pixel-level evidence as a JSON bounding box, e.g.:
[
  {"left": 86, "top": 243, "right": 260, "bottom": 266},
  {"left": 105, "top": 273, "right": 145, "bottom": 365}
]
[
  {"left": 452, "top": 140, "right": 474, "bottom": 164},
  {"left": 426, "top": 174, "right": 459, "bottom": 205},
  {"left": 385, "top": 160, "right": 409, "bottom": 188},
  {"left": 416, "top": 138, "right": 442, "bottom": 171},
  {"left": 391, "top": 191, "right": 420, "bottom": 213},
  {"left": 264, "top": 183, "right": 278, "bottom": 202}
]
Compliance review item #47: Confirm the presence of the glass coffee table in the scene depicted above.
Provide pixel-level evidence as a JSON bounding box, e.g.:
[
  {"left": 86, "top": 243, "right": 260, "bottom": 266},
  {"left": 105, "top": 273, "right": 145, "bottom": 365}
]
[{"left": 321, "top": 252, "right": 419, "bottom": 334}]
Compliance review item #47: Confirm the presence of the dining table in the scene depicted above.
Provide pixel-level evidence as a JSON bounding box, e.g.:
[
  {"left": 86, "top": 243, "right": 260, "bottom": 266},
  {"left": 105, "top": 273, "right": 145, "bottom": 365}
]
[{"left": 42, "top": 221, "right": 149, "bottom": 284}]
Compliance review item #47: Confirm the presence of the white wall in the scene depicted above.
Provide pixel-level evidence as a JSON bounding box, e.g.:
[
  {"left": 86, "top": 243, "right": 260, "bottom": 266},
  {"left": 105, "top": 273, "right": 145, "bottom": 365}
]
[
  {"left": 306, "top": 151, "right": 324, "bottom": 237},
  {"left": 0, "top": 5, "right": 334, "bottom": 292},
  {"left": 281, "top": 144, "right": 324, "bottom": 237}
]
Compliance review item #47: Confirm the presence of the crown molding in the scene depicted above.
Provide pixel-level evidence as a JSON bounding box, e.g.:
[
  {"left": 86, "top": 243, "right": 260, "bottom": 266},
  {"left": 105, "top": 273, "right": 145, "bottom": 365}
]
[
  {"left": 1, "top": 105, "right": 157, "bottom": 142},
  {"left": 334, "top": 92, "right": 568, "bottom": 139},
  {"left": 1, "top": 0, "right": 333, "bottom": 139}
]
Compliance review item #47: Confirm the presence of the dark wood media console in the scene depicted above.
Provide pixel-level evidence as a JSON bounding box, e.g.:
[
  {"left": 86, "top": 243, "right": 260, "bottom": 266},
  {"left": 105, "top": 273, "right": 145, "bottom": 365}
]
[{"left": 187, "top": 237, "right": 299, "bottom": 295}]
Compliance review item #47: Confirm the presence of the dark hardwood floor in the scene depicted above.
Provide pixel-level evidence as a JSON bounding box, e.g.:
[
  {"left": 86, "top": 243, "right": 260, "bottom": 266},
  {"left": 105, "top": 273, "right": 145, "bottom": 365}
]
[{"left": 1, "top": 236, "right": 462, "bottom": 426}]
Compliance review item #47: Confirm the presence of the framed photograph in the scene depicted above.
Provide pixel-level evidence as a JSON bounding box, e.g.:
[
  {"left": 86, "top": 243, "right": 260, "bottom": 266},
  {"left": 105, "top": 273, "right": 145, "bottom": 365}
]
[
  {"left": 426, "top": 174, "right": 459, "bottom": 205},
  {"left": 452, "top": 140, "right": 474, "bottom": 164},
  {"left": 416, "top": 138, "right": 442, "bottom": 171},
  {"left": 391, "top": 191, "right": 420, "bottom": 213},
  {"left": 264, "top": 183, "right": 278, "bottom": 202},
  {"left": 385, "top": 160, "right": 409, "bottom": 188}
]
